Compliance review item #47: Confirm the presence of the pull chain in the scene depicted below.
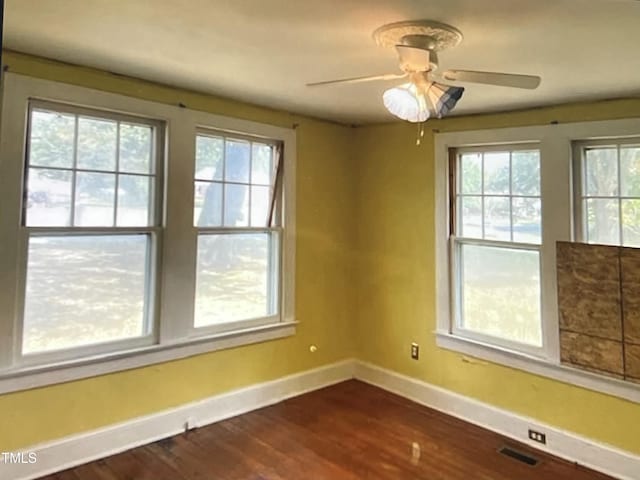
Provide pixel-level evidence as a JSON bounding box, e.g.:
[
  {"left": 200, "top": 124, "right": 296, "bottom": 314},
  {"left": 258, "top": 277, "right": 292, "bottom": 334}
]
[{"left": 415, "top": 122, "right": 425, "bottom": 145}]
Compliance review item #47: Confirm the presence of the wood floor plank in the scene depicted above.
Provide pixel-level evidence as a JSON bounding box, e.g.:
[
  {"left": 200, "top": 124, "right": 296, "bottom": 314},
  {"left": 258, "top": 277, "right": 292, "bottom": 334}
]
[
  {"left": 72, "top": 461, "right": 119, "bottom": 480},
  {"left": 36, "top": 380, "right": 615, "bottom": 480}
]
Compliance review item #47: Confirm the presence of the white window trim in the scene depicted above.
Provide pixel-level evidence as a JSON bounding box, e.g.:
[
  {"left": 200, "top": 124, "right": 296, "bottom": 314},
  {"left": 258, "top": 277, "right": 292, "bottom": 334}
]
[
  {"left": 572, "top": 137, "right": 640, "bottom": 245},
  {"left": 0, "top": 73, "right": 296, "bottom": 394},
  {"left": 190, "top": 128, "right": 284, "bottom": 337},
  {"left": 449, "top": 144, "right": 544, "bottom": 358},
  {"left": 434, "top": 118, "right": 640, "bottom": 404},
  {"left": 17, "top": 100, "right": 166, "bottom": 366}
]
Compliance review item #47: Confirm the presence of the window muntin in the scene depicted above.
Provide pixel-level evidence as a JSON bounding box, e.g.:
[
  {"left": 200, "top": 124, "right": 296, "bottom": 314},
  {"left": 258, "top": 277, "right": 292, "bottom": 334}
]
[
  {"left": 26, "top": 107, "right": 157, "bottom": 228},
  {"left": 194, "top": 134, "right": 274, "bottom": 228},
  {"left": 457, "top": 149, "right": 541, "bottom": 244},
  {"left": 453, "top": 146, "right": 543, "bottom": 350},
  {"left": 21, "top": 102, "right": 161, "bottom": 356},
  {"left": 575, "top": 139, "right": 640, "bottom": 247},
  {"left": 193, "top": 131, "right": 281, "bottom": 329}
]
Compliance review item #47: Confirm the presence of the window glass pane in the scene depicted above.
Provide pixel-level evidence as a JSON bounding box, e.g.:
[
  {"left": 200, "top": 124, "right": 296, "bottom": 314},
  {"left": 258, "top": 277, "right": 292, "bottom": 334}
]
[
  {"left": 252, "top": 143, "right": 273, "bottom": 185},
  {"left": 119, "top": 123, "right": 152, "bottom": 174},
  {"left": 586, "top": 198, "right": 620, "bottom": 245},
  {"left": 117, "top": 175, "right": 151, "bottom": 226},
  {"left": 460, "top": 244, "right": 541, "bottom": 346},
  {"left": 250, "top": 185, "right": 270, "bottom": 227},
  {"left": 483, "top": 196, "right": 510, "bottom": 241},
  {"left": 483, "top": 152, "right": 510, "bottom": 195},
  {"left": 585, "top": 148, "right": 617, "bottom": 197},
  {"left": 23, "top": 235, "right": 149, "bottom": 354},
  {"left": 194, "top": 181, "right": 222, "bottom": 227},
  {"left": 196, "top": 135, "right": 223, "bottom": 181},
  {"left": 77, "top": 117, "right": 117, "bottom": 171},
  {"left": 622, "top": 199, "right": 640, "bottom": 247},
  {"left": 74, "top": 172, "right": 116, "bottom": 226},
  {"left": 224, "top": 183, "right": 249, "bottom": 227},
  {"left": 225, "top": 140, "right": 250, "bottom": 183},
  {"left": 195, "top": 233, "right": 274, "bottom": 327},
  {"left": 460, "top": 153, "right": 481, "bottom": 194},
  {"left": 512, "top": 197, "right": 541, "bottom": 243},
  {"left": 511, "top": 151, "right": 540, "bottom": 196},
  {"left": 29, "top": 109, "right": 75, "bottom": 168},
  {"left": 25, "top": 168, "right": 72, "bottom": 227},
  {"left": 620, "top": 146, "right": 640, "bottom": 197},
  {"left": 459, "top": 196, "right": 482, "bottom": 238}
]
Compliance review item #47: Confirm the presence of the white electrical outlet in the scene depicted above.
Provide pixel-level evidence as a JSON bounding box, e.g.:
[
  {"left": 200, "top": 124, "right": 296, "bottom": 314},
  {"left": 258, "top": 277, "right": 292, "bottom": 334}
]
[{"left": 528, "top": 429, "right": 546, "bottom": 444}]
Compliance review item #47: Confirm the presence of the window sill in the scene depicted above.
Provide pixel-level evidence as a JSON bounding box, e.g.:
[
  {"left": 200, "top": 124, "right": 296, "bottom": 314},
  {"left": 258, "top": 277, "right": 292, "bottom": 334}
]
[
  {"left": 435, "top": 331, "right": 640, "bottom": 404},
  {"left": 0, "top": 321, "right": 297, "bottom": 395}
]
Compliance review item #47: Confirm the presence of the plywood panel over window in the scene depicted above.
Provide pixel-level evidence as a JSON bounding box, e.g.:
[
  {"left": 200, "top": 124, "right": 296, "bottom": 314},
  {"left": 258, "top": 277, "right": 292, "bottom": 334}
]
[
  {"left": 557, "top": 241, "right": 640, "bottom": 383},
  {"left": 625, "top": 345, "right": 640, "bottom": 383},
  {"left": 559, "top": 331, "right": 624, "bottom": 379},
  {"left": 620, "top": 248, "right": 640, "bottom": 345},
  {"left": 556, "top": 243, "right": 621, "bottom": 340}
]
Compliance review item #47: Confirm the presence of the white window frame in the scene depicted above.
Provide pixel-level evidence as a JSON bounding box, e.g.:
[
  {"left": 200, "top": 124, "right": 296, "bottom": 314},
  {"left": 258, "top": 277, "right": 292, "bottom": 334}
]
[
  {"left": 16, "top": 100, "right": 165, "bottom": 367},
  {"left": 191, "top": 128, "right": 284, "bottom": 336},
  {"left": 0, "top": 73, "right": 296, "bottom": 394},
  {"left": 435, "top": 118, "right": 640, "bottom": 403},
  {"left": 450, "top": 144, "right": 544, "bottom": 358},
  {"left": 573, "top": 137, "right": 640, "bottom": 246}
]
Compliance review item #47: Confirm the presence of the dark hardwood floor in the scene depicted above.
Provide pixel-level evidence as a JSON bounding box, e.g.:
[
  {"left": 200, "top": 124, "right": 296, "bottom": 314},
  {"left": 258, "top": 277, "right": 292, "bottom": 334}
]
[{"left": 42, "top": 380, "right": 613, "bottom": 480}]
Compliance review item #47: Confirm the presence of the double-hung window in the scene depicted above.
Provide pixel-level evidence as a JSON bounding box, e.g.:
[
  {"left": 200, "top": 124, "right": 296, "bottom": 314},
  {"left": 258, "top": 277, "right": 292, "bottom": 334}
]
[
  {"left": 0, "top": 73, "right": 295, "bottom": 393},
  {"left": 21, "top": 102, "right": 162, "bottom": 360},
  {"left": 193, "top": 131, "right": 282, "bottom": 331},
  {"left": 451, "top": 146, "right": 543, "bottom": 353}
]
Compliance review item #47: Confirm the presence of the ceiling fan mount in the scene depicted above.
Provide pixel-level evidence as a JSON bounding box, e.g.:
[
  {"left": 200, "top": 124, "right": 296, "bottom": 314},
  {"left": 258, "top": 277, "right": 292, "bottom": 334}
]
[{"left": 373, "top": 20, "right": 463, "bottom": 52}]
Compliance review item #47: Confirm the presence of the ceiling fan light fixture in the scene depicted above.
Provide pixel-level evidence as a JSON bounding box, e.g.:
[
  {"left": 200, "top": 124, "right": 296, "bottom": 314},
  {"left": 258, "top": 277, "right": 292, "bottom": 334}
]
[
  {"left": 383, "top": 83, "right": 430, "bottom": 123},
  {"left": 425, "top": 82, "right": 465, "bottom": 118}
]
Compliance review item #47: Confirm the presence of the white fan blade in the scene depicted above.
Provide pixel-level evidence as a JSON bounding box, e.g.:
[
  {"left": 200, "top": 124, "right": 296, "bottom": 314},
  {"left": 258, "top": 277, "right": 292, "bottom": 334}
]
[
  {"left": 395, "top": 45, "right": 431, "bottom": 72},
  {"left": 441, "top": 70, "right": 541, "bottom": 89},
  {"left": 307, "top": 73, "right": 406, "bottom": 87}
]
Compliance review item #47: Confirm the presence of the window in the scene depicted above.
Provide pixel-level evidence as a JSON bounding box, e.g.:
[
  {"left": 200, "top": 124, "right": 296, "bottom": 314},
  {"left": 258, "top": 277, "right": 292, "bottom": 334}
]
[
  {"left": 0, "top": 73, "right": 295, "bottom": 393},
  {"left": 574, "top": 139, "right": 640, "bottom": 247},
  {"left": 193, "top": 132, "right": 281, "bottom": 330},
  {"left": 451, "top": 147, "right": 543, "bottom": 352},
  {"left": 435, "top": 119, "right": 640, "bottom": 403},
  {"left": 22, "top": 102, "right": 162, "bottom": 357}
]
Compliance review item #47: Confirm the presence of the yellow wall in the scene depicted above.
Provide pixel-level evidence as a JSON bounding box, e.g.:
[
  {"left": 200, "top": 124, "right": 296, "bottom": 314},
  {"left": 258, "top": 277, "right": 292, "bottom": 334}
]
[
  {"left": 0, "top": 51, "right": 357, "bottom": 451},
  {"left": 353, "top": 101, "right": 640, "bottom": 455},
  {"left": 2, "top": 50, "right": 640, "bottom": 457}
]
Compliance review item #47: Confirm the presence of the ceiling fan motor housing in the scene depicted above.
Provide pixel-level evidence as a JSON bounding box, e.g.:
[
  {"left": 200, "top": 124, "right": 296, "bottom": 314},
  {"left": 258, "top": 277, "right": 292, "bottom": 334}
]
[{"left": 396, "top": 46, "right": 439, "bottom": 73}]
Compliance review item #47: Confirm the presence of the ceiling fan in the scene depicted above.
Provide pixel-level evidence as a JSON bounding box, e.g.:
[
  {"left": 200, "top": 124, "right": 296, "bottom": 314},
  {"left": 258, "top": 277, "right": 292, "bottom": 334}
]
[{"left": 307, "top": 20, "right": 541, "bottom": 123}]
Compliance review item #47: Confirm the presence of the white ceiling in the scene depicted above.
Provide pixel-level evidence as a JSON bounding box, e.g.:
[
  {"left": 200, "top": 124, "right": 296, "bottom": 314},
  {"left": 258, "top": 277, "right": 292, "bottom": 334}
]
[{"left": 5, "top": 0, "right": 640, "bottom": 124}]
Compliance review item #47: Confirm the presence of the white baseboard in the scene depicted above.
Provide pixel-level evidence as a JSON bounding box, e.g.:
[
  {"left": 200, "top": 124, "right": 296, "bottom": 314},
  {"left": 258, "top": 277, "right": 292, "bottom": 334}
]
[
  {"left": 5, "top": 358, "right": 638, "bottom": 480},
  {"left": 354, "top": 360, "right": 640, "bottom": 480},
  {"left": 2, "top": 359, "right": 355, "bottom": 480}
]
